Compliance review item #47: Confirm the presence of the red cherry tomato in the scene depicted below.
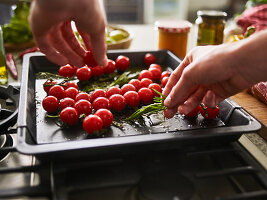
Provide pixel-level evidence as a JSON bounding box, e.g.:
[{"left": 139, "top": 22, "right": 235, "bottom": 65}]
[
  {"left": 63, "top": 81, "right": 78, "bottom": 90},
  {"left": 83, "top": 114, "right": 103, "bottom": 134},
  {"left": 138, "top": 70, "right": 153, "bottom": 80},
  {"left": 60, "top": 107, "right": 79, "bottom": 126},
  {"left": 138, "top": 88, "right": 154, "bottom": 104},
  {"left": 115, "top": 55, "right": 130, "bottom": 71},
  {"left": 49, "top": 85, "right": 66, "bottom": 100},
  {"left": 149, "top": 67, "right": 161, "bottom": 80},
  {"left": 148, "top": 83, "right": 162, "bottom": 97},
  {"left": 90, "top": 89, "right": 106, "bottom": 102},
  {"left": 144, "top": 53, "right": 156, "bottom": 65},
  {"left": 106, "top": 86, "right": 121, "bottom": 98},
  {"left": 59, "top": 97, "right": 75, "bottom": 110},
  {"left": 76, "top": 66, "right": 92, "bottom": 81},
  {"left": 104, "top": 59, "right": 116, "bottom": 74},
  {"left": 74, "top": 99, "right": 92, "bottom": 115},
  {"left": 121, "top": 84, "right": 136, "bottom": 95},
  {"left": 58, "top": 64, "right": 75, "bottom": 77},
  {"left": 161, "top": 71, "right": 170, "bottom": 80},
  {"left": 91, "top": 66, "right": 104, "bottom": 77},
  {"left": 124, "top": 91, "right": 140, "bottom": 107},
  {"left": 185, "top": 105, "right": 201, "bottom": 117},
  {"left": 95, "top": 109, "right": 113, "bottom": 127},
  {"left": 109, "top": 94, "right": 126, "bottom": 111},
  {"left": 93, "top": 97, "right": 110, "bottom": 110},
  {"left": 161, "top": 76, "right": 169, "bottom": 88},
  {"left": 65, "top": 87, "right": 79, "bottom": 100},
  {"left": 75, "top": 92, "right": 91, "bottom": 102},
  {"left": 42, "top": 96, "right": 59, "bottom": 113},
  {"left": 84, "top": 50, "right": 97, "bottom": 67},
  {"left": 129, "top": 79, "right": 141, "bottom": 91},
  {"left": 43, "top": 80, "right": 57, "bottom": 93},
  {"left": 149, "top": 64, "right": 162, "bottom": 73},
  {"left": 200, "top": 104, "right": 220, "bottom": 119},
  {"left": 140, "top": 78, "right": 153, "bottom": 88}
]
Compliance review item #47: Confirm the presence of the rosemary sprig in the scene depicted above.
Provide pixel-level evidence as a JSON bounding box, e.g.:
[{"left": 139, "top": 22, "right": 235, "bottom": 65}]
[
  {"left": 125, "top": 89, "right": 166, "bottom": 121},
  {"left": 107, "top": 71, "right": 139, "bottom": 88},
  {"left": 36, "top": 72, "right": 75, "bottom": 80}
]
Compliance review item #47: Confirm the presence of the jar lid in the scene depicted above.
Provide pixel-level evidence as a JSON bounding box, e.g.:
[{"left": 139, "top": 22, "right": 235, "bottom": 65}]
[
  {"left": 197, "top": 10, "right": 227, "bottom": 18},
  {"left": 155, "top": 20, "right": 192, "bottom": 33}
]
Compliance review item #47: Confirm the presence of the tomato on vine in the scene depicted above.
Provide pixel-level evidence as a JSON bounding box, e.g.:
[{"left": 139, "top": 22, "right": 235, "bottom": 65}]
[
  {"left": 144, "top": 53, "right": 156, "bottom": 66},
  {"left": 91, "top": 89, "right": 106, "bottom": 102},
  {"left": 200, "top": 104, "right": 220, "bottom": 119},
  {"left": 59, "top": 98, "right": 75, "bottom": 110},
  {"left": 93, "top": 97, "right": 110, "bottom": 110},
  {"left": 42, "top": 96, "right": 59, "bottom": 113},
  {"left": 58, "top": 64, "right": 75, "bottom": 77},
  {"left": 138, "top": 88, "right": 154, "bottom": 104},
  {"left": 83, "top": 115, "right": 103, "bottom": 134},
  {"left": 109, "top": 94, "right": 126, "bottom": 111},
  {"left": 129, "top": 79, "right": 141, "bottom": 91},
  {"left": 74, "top": 99, "right": 92, "bottom": 115},
  {"left": 115, "top": 55, "right": 130, "bottom": 71},
  {"left": 185, "top": 105, "right": 201, "bottom": 118},
  {"left": 75, "top": 92, "right": 91, "bottom": 102},
  {"left": 76, "top": 66, "right": 92, "bottom": 81},
  {"left": 106, "top": 86, "right": 121, "bottom": 98},
  {"left": 65, "top": 87, "right": 79, "bottom": 100},
  {"left": 60, "top": 107, "right": 79, "bottom": 126},
  {"left": 121, "top": 84, "right": 136, "bottom": 95},
  {"left": 95, "top": 109, "right": 113, "bottom": 127},
  {"left": 124, "top": 91, "right": 140, "bottom": 108},
  {"left": 49, "top": 85, "right": 66, "bottom": 100}
]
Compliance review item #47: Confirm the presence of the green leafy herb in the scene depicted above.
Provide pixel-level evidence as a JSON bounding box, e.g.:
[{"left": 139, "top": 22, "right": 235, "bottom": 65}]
[
  {"left": 125, "top": 89, "right": 166, "bottom": 121},
  {"left": 107, "top": 71, "right": 139, "bottom": 88}
]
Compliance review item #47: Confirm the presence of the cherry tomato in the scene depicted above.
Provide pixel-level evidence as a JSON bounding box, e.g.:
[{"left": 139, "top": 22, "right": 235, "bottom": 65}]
[
  {"left": 95, "top": 109, "right": 113, "bottom": 127},
  {"left": 109, "top": 94, "right": 126, "bottom": 111},
  {"left": 161, "top": 71, "right": 169, "bottom": 80},
  {"left": 149, "top": 67, "right": 161, "bottom": 80},
  {"left": 58, "top": 64, "right": 75, "bottom": 77},
  {"left": 75, "top": 92, "right": 91, "bottom": 102},
  {"left": 42, "top": 96, "right": 59, "bottom": 113},
  {"left": 161, "top": 76, "right": 169, "bottom": 88},
  {"left": 124, "top": 91, "right": 140, "bottom": 107},
  {"left": 76, "top": 66, "right": 92, "bottom": 81},
  {"left": 104, "top": 59, "right": 116, "bottom": 74},
  {"left": 140, "top": 78, "right": 153, "bottom": 88},
  {"left": 84, "top": 50, "right": 97, "bottom": 67},
  {"left": 200, "top": 104, "right": 220, "bottom": 119},
  {"left": 65, "top": 87, "right": 79, "bottom": 100},
  {"left": 148, "top": 83, "right": 162, "bottom": 97},
  {"left": 60, "top": 107, "right": 79, "bottom": 126},
  {"left": 91, "top": 66, "right": 104, "bottom": 77},
  {"left": 115, "top": 55, "right": 130, "bottom": 71},
  {"left": 83, "top": 114, "right": 103, "bottom": 134},
  {"left": 43, "top": 80, "right": 57, "bottom": 93},
  {"left": 121, "top": 84, "right": 136, "bottom": 95},
  {"left": 185, "top": 105, "right": 201, "bottom": 117},
  {"left": 138, "top": 70, "right": 153, "bottom": 80},
  {"left": 90, "top": 89, "right": 106, "bottom": 102},
  {"left": 138, "top": 88, "right": 154, "bottom": 104},
  {"left": 93, "top": 97, "right": 110, "bottom": 110},
  {"left": 63, "top": 81, "right": 78, "bottom": 90},
  {"left": 49, "top": 85, "right": 66, "bottom": 100},
  {"left": 149, "top": 64, "right": 162, "bottom": 73},
  {"left": 74, "top": 99, "right": 92, "bottom": 115},
  {"left": 129, "top": 79, "right": 141, "bottom": 91},
  {"left": 59, "top": 97, "right": 75, "bottom": 110},
  {"left": 106, "top": 86, "right": 121, "bottom": 98},
  {"left": 144, "top": 53, "right": 156, "bottom": 65}
]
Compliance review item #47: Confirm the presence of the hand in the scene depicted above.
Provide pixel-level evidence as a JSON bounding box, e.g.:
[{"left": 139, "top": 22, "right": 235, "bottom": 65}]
[
  {"left": 29, "top": 0, "right": 108, "bottom": 67},
  {"left": 163, "top": 30, "right": 267, "bottom": 118}
]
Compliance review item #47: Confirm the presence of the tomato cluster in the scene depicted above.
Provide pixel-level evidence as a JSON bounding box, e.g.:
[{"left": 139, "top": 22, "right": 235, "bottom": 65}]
[{"left": 184, "top": 104, "right": 220, "bottom": 119}]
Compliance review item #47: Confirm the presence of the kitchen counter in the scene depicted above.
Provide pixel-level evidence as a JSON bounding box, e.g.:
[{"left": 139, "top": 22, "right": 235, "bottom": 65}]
[{"left": 6, "top": 24, "right": 267, "bottom": 169}]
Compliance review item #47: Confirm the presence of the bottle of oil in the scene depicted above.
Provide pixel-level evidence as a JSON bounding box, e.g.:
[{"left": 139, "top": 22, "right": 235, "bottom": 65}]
[{"left": 0, "top": 26, "right": 8, "bottom": 85}]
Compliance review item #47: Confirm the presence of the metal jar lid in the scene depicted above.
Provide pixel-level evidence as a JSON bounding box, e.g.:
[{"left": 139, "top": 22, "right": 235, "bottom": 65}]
[
  {"left": 155, "top": 20, "right": 192, "bottom": 33},
  {"left": 197, "top": 10, "right": 227, "bottom": 19}
]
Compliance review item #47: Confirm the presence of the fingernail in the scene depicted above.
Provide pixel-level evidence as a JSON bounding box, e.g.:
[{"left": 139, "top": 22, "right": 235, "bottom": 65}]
[{"left": 164, "top": 96, "right": 172, "bottom": 107}]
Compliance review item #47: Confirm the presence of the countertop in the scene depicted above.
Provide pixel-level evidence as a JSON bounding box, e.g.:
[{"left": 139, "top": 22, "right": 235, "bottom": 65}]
[{"left": 6, "top": 24, "right": 267, "bottom": 169}]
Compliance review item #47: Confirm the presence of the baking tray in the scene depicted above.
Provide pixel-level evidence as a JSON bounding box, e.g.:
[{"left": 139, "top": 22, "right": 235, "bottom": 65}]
[{"left": 17, "top": 50, "right": 261, "bottom": 161}]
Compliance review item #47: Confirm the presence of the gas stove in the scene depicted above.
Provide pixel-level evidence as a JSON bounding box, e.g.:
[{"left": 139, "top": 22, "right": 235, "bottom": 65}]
[{"left": 0, "top": 85, "right": 267, "bottom": 200}]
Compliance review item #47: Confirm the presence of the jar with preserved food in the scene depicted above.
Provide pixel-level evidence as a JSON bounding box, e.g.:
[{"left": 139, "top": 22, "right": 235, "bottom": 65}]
[
  {"left": 196, "top": 10, "right": 227, "bottom": 46},
  {"left": 0, "top": 26, "right": 8, "bottom": 85},
  {"left": 155, "top": 20, "right": 192, "bottom": 59}
]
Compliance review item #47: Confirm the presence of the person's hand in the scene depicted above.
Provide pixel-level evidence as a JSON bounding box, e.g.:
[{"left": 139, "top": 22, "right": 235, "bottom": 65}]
[
  {"left": 29, "top": 0, "right": 107, "bottom": 67},
  {"left": 163, "top": 30, "right": 267, "bottom": 119}
]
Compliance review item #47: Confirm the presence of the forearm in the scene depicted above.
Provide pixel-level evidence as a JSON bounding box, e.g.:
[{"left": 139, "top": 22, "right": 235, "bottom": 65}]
[{"left": 232, "top": 29, "right": 267, "bottom": 84}]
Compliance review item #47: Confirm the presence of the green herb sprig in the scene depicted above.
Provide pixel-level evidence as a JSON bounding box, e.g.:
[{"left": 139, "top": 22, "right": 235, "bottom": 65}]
[{"left": 125, "top": 89, "right": 166, "bottom": 121}]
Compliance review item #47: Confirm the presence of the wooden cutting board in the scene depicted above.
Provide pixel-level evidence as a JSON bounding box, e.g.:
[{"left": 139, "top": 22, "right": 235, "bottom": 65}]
[{"left": 231, "top": 91, "right": 267, "bottom": 140}]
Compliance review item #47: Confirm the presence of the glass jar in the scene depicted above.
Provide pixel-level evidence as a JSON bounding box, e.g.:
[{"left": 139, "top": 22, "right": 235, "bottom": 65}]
[
  {"left": 0, "top": 26, "right": 8, "bottom": 85},
  {"left": 155, "top": 20, "right": 192, "bottom": 59},
  {"left": 196, "top": 10, "right": 227, "bottom": 46}
]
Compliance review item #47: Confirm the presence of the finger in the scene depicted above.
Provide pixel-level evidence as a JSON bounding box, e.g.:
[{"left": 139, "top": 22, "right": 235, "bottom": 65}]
[
  {"left": 164, "top": 108, "right": 178, "bottom": 119},
  {"left": 163, "top": 55, "right": 191, "bottom": 97},
  {"left": 61, "top": 21, "right": 86, "bottom": 58},
  {"left": 35, "top": 34, "right": 69, "bottom": 66},
  {"left": 178, "top": 87, "right": 207, "bottom": 115},
  {"left": 78, "top": 29, "right": 92, "bottom": 50},
  {"left": 49, "top": 24, "right": 84, "bottom": 67}
]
